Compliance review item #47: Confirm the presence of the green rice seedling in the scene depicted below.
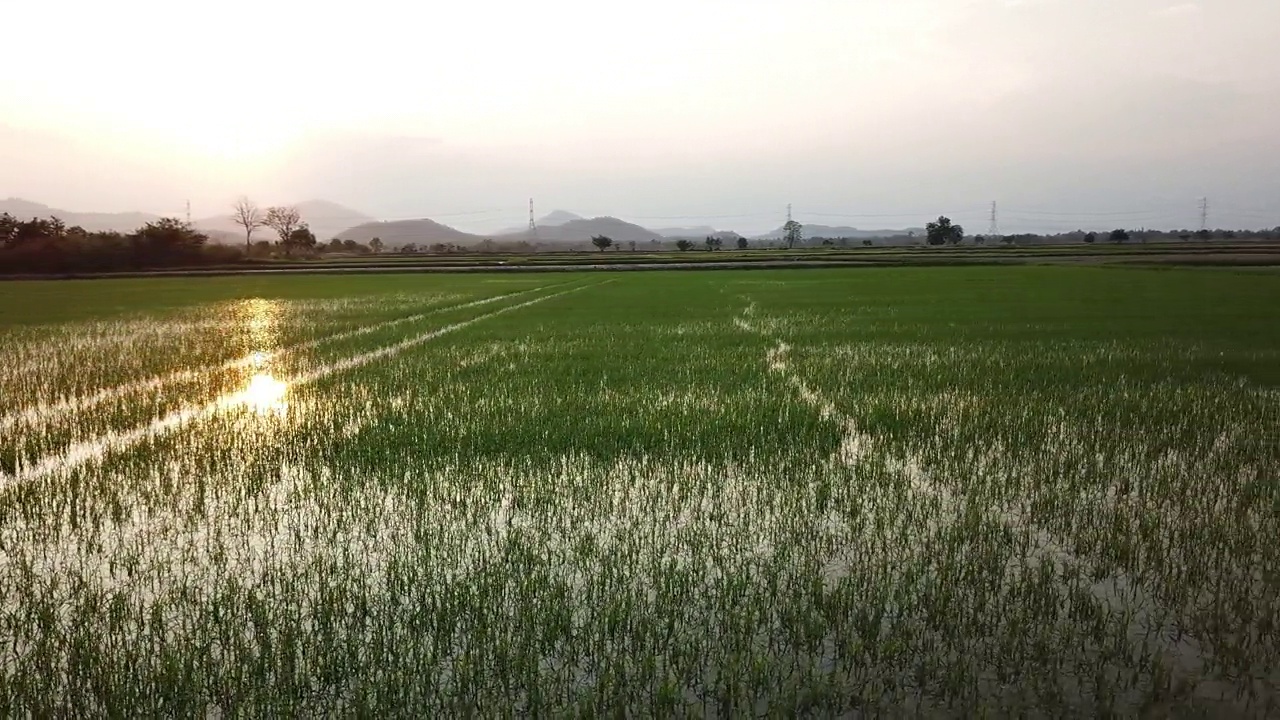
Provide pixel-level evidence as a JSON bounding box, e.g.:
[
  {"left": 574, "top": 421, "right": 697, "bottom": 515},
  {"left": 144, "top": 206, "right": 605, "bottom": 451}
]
[{"left": 0, "top": 267, "right": 1276, "bottom": 715}]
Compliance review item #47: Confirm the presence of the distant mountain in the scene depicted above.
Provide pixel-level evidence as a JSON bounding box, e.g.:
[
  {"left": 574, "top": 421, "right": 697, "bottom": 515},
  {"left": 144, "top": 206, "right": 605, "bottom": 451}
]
[
  {"left": 493, "top": 209, "right": 585, "bottom": 236},
  {"left": 335, "top": 218, "right": 479, "bottom": 247},
  {"left": 0, "top": 198, "right": 160, "bottom": 233},
  {"left": 295, "top": 200, "right": 375, "bottom": 241},
  {"left": 753, "top": 224, "right": 926, "bottom": 241},
  {"left": 503, "top": 216, "right": 664, "bottom": 244},
  {"left": 655, "top": 226, "right": 719, "bottom": 238},
  {"left": 196, "top": 199, "right": 373, "bottom": 244},
  {"left": 538, "top": 210, "right": 583, "bottom": 226}
]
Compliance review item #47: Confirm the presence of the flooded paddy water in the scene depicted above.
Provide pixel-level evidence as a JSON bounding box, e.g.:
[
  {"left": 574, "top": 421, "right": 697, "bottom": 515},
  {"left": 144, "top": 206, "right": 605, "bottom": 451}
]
[{"left": 0, "top": 267, "right": 1277, "bottom": 715}]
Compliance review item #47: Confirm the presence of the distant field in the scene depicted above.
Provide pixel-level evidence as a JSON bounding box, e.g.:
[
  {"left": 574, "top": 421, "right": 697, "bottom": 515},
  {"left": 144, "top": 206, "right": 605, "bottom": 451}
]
[
  {"left": 1, "top": 267, "right": 1277, "bottom": 714},
  {"left": 5, "top": 241, "right": 1280, "bottom": 280}
]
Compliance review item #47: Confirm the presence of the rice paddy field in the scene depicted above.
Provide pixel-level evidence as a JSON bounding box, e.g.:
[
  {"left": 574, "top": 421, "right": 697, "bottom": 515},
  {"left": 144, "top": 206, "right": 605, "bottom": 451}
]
[{"left": 0, "top": 266, "right": 1277, "bottom": 716}]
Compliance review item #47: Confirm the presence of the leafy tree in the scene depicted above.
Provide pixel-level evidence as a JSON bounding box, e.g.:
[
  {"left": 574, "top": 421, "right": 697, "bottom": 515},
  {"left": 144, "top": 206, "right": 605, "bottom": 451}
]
[
  {"left": 862, "top": 239, "right": 873, "bottom": 247},
  {"left": 737, "top": 237, "right": 748, "bottom": 250},
  {"left": 232, "top": 197, "right": 266, "bottom": 251},
  {"left": 130, "top": 218, "right": 208, "bottom": 264},
  {"left": 974, "top": 235, "right": 986, "bottom": 245},
  {"left": 1222, "top": 230, "right": 1236, "bottom": 239},
  {"left": 0, "top": 213, "right": 17, "bottom": 247},
  {"left": 264, "top": 206, "right": 301, "bottom": 245},
  {"left": 1083, "top": 232, "right": 1097, "bottom": 244},
  {"left": 925, "top": 216, "right": 963, "bottom": 246},
  {"left": 591, "top": 235, "right": 613, "bottom": 251},
  {"left": 1109, "top": 228, "right": 1130, "bottom": 243},
  {"left": 1195, "top": 229, "right": 1212, "bottom": 240},
  {"left": 676, "top": 239, "right": 694, "bottom": 251},
  {"left": 704, "top": 236, "right": 722, "bottom": 251},
  {"left": 783, "top": 220, "right": 803, "bottom": 249},
  {"left": 284, "top": 225, "right": 317, "bottom": 256},
  {"left": 370, "top": 237, "right": 384, "bottom": 254},
  {"left": 629, "top": 240, "right": 636, "bottom": 252}
]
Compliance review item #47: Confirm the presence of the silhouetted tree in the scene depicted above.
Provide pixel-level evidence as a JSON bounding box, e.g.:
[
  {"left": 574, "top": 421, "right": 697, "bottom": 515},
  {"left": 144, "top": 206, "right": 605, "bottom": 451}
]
[
  {"left": 783, "top": 220, "right": 803, "bottom": 249},
  {"left": 737, "top": 237, "right": 748, "bottom": 250},
  {"left": 1110, "top": 228, "right": 1130, "bottom": 243},
  {"left": 1083, "top": 232, "right": 1097, "bottom": 244},
  {"left": 676, "top": 239, "right": 694, "bottom": 251},
  {"left": 284, "top": 225, "right": 317, "bottom": 256},
  {"left": 704, "top": 236, "right": 722, "bottom": 251},
  {"left": 0, "top": 213, "right": 17, "bottom": 248},
  {"left": 591, "top": 235, "right": 613, "bottom": 251},
  {"left": 232, "top": 197, "right": 265, "bottom": 251},
  {"left": 370, "top": 237, "right": 384, "bottom": 254},
  {"left": 926, "top": 216, "right": 963, "bottom": 246},
  {"left": 129, "top": 218, "right": 208, "bottom": 264},
  {"left": 265, "top": 206, "right": 301, "bottom": 245}
]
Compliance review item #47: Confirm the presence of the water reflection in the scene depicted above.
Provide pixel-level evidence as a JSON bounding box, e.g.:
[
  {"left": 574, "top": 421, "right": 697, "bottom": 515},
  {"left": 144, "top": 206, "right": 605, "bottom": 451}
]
[
  {"left": 233, "top": 299, "right": 287, "bottom": 416},
  {"left": 238, "top": 298, "right": 281, "bottom": 353},
  {"left": 240, "top": 373, "right": 289, "bottom": 415}
]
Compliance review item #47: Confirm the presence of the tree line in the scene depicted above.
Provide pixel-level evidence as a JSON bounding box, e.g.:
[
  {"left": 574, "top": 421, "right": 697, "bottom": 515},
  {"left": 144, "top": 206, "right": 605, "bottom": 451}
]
[
  {"left": 6, "top": 200, "right": 1278, "bottom": 274},
  {"left": 0, "top": 215, "right": 239, "bottom": 274},
  {"left": 921, "top": 215, "right": 1280, "bottom": 247},
  {"left": 0, "top": 198, "right": 384, "bottom": 274}
]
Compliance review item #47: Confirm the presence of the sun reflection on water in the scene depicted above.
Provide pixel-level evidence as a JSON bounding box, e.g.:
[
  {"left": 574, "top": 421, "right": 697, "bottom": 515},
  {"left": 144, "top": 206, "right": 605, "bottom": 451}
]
[
  {"left": 229, "top": 299, "right": 288, "bottom": 415},
  {"left": 239, "top": 373, "right": 289, "bottom": 415}
]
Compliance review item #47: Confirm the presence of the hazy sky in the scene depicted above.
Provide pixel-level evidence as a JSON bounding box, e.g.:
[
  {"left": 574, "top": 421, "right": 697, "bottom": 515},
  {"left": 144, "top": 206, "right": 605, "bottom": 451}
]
[{"left": 2, "top": 0, "right": 1277, "bottom": 234}]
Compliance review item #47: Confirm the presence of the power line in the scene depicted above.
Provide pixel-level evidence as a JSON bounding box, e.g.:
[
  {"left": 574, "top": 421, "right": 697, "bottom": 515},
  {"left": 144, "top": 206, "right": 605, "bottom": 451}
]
[{"left": 798, "top": 210, "right": 978, "bottom": 219}]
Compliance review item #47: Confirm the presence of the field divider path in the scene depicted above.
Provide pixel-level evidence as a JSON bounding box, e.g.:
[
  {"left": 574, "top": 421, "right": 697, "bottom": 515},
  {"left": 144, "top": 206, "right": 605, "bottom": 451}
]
[
  {"left": 732, "top": 300, "right": 1230, "bottom": 703},
  {"left": 0, "top": 281, "right": 599, "bottom": 491},
  {"left": 0, "top": 284, "right": 565, "bottom": 437}
]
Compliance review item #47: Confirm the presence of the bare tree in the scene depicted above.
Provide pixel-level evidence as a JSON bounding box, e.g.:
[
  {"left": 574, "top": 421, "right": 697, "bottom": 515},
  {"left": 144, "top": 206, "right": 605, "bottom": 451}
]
[
  {"left": 232, "top": 197, "right": 266, "bottom": 251},
  {"left": 264, "top": 206, "right": 302, "bottom": 245}
]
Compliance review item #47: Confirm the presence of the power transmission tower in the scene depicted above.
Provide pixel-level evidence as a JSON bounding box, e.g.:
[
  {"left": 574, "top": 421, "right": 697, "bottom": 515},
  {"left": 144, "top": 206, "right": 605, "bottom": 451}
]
[
  {"left": 528, "top": 198, "right": 537, "bottom": 237},
  {"left": 1199, "top": 197, "right": 1209, "bottom": 231},
  {"left": 787, "top": 203, "right": 792, "bottom": 224},
  {"left": 185, "top": 200, "right": 191, "bottom": 224},
  {"left": 987, "top": 201, "right": 1000, "bottom": 241}
]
